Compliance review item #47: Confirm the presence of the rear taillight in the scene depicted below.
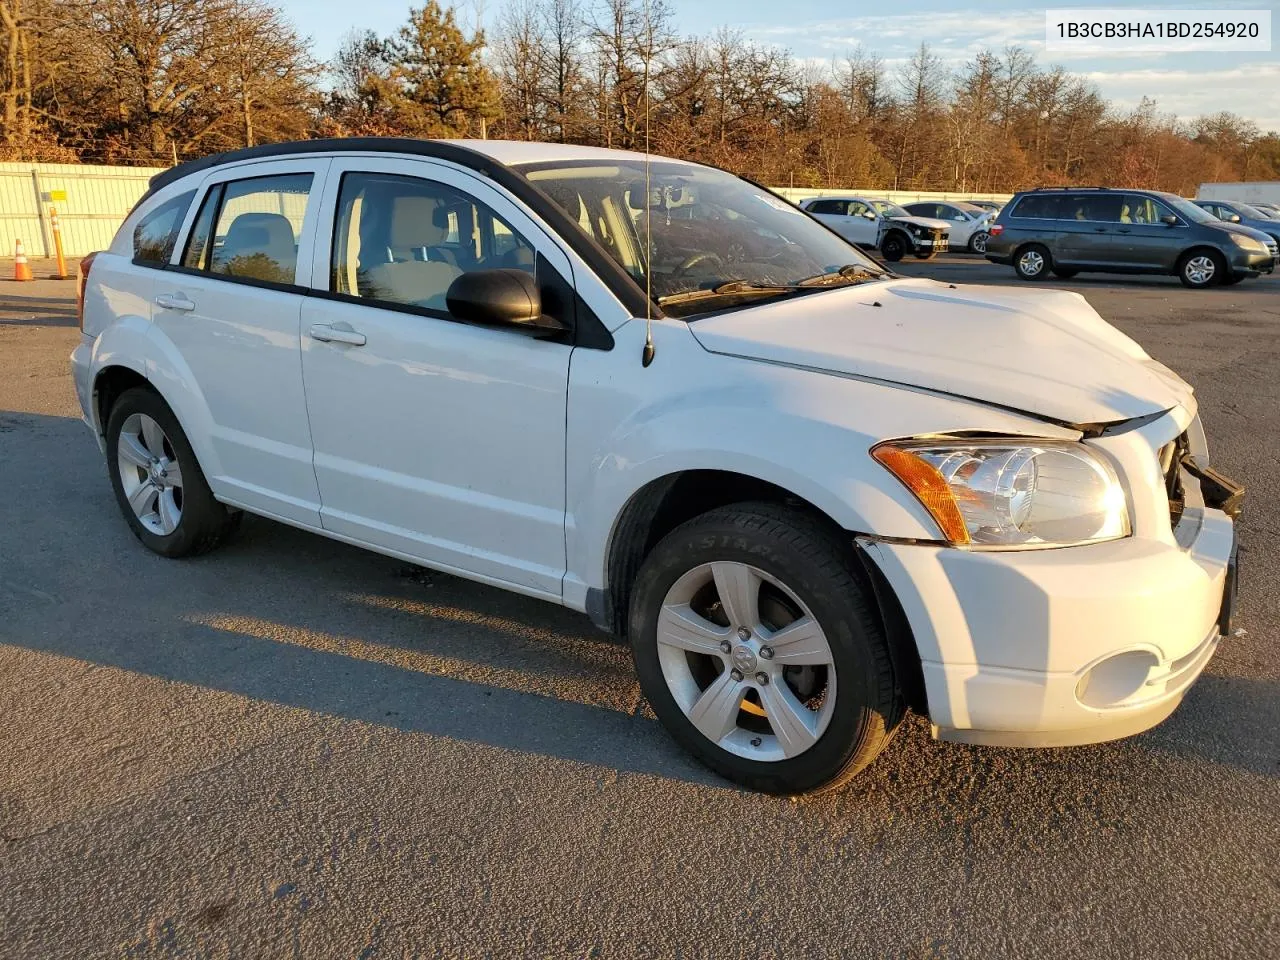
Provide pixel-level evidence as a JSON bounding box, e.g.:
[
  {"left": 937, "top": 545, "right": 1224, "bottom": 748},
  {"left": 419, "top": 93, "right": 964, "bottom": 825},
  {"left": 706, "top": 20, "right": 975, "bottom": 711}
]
[
  {"left": 77, "top": 252, "right": 99, "bottom": 332},
  {"left": 989, "top": 224, "right": 1004, "bottom": 235}
]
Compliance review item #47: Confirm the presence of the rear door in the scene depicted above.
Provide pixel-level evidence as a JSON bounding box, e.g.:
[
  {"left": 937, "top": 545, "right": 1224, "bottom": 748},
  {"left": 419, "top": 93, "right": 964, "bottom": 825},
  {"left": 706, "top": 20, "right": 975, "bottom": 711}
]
[
  {"left": 1055, "top": 193, "right": 1122, "bottom": 266},
  {"left": 152, "top": 158, "right": 329, "bottom": 525}
]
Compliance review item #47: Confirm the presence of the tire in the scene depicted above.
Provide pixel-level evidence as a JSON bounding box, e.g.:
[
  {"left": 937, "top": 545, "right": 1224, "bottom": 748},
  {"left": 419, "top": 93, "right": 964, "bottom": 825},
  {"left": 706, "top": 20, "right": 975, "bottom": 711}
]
[
  {"left": 1052, "top": 267, "right": 1079, "bottom": 279},
  {"left": 628, "top": 503, "right": 906, "bottom": 795},
  {"left": 968, "top": 231, "right": 989, "bottom": 254},
  {"left": 1177, "top": 249, "right": 1225, "bottom": 288},
  {"left": 880, "top": 232, "right": 907, "bottom": 262},
  {"left": 1014, "top": 243, "right": 1052, "bottom": 280},
  {"left": 105, "top": 386, "right": 239, "bottom": 558}
]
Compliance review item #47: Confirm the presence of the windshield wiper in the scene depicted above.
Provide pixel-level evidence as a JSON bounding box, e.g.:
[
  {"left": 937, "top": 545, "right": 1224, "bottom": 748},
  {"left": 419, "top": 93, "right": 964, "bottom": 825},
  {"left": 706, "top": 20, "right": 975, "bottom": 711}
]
[
  {"left": 656, "top": 279, "right": 811, "bottom": 307},
  {"left": 796, "top": 263, "right": 886, "bottom": 286}
]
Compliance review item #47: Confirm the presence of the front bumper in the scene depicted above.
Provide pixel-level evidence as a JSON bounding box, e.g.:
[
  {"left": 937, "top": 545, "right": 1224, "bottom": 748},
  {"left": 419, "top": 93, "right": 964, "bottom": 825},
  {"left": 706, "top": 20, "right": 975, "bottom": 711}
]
[
  {"left": 1227, "top": 246, "right": 1276, "bottom": 277},
  {"left": 861, "top": 411, "right": 1238, "bottom": 748}
]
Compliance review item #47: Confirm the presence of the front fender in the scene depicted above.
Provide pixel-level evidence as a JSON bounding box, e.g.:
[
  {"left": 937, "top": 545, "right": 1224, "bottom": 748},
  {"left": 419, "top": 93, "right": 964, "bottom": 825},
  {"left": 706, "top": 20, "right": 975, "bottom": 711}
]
[
  {"left": 90, "top": 315, "right": 223, "bottom": 481},
  {"left": 564, "top": 320, "right": 1077, "bottom": 602}
]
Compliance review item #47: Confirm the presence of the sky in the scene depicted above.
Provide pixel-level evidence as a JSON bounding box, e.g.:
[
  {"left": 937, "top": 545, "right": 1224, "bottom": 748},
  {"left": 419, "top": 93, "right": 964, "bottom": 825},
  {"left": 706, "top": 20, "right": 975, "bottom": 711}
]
[{"left": 287, "top": 0, "right": 1280, "bottom": 132}]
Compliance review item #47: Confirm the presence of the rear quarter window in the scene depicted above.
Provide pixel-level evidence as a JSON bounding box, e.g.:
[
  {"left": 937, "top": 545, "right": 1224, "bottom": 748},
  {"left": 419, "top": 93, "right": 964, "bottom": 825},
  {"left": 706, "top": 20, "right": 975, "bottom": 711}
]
[
  {"left": 1009, "top": 195, "right": 1062, "bottom": 219},
  {"left": 132, "top": 191, "right": 195, "bottom": 266}
]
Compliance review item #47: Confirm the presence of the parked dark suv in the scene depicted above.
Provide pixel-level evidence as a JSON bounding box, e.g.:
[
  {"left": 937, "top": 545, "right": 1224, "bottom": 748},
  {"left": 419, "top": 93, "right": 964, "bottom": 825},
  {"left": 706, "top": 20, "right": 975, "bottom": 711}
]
[{"left": 986, "top": 187, "right": 1278, "bottom": 288}]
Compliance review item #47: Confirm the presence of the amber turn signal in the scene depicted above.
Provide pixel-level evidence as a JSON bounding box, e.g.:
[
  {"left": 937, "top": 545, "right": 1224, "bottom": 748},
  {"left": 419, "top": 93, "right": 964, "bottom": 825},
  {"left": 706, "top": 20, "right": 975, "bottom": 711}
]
[{"left": 871, "top": 444, "right": 971, "bottom": 544}]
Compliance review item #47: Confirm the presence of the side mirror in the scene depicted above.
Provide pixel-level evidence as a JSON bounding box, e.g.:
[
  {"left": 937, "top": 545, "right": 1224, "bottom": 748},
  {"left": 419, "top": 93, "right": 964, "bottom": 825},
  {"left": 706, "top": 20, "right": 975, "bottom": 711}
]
[
  {"left": 955, "top": 214, "right": 968, "bottom": 222},
  {"left": 1227, "top": 213, "right": 1242, "bottom": 223},
  {"left": 445, "top": 269, "right": 564, "bottom": 335},
  {"left": 862, "top": 211, "right": 877, "bottom": 220},
  {"left": 1161, "top": 214, "right": 1180, "bottom": 226}
]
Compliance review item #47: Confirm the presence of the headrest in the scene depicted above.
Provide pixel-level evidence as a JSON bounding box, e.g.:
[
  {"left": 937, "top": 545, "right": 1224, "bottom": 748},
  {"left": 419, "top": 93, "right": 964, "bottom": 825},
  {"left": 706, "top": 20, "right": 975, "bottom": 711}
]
[{"left": 389, "top": 194, "right": 447, "bottom": 249}]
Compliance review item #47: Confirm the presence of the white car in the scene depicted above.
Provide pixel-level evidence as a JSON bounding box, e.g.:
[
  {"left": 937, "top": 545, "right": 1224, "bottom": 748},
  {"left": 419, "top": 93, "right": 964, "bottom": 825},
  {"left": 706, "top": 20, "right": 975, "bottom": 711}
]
[
  {"left": 903, "top": 200, "right": 995, "bottom": 253},
  {"left": 799, "top": 195, "right": 950, "bottom": 261},
  {"left": 72, "top": 139, "right": 1241, "bottom": 795}
]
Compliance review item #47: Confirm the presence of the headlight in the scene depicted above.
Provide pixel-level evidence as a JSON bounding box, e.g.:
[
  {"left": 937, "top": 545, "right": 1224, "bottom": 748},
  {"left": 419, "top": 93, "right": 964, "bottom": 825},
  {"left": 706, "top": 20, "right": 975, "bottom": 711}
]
[
  {"left": 872, "top": 440, "right": 1129, "bottom": 548},
  {"left": 1229, "top": 233, "right": 1265, "bottom": 251},
  {"left": 909, "top": 225, "right": 922, "bottom": 236}
]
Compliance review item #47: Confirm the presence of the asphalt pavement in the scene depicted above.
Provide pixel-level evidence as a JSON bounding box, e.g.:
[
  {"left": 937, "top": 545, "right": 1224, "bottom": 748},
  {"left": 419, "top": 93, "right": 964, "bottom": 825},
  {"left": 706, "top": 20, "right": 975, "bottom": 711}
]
[{"left": 1, "top": 257, "right": 1277, "bottom": 958}]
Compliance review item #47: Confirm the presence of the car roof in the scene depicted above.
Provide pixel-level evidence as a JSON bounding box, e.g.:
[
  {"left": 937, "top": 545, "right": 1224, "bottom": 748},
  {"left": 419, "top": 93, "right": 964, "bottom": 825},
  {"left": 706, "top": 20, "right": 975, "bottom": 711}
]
[{"left": 145, "top": 137, "right": 701, "bottom": 197}]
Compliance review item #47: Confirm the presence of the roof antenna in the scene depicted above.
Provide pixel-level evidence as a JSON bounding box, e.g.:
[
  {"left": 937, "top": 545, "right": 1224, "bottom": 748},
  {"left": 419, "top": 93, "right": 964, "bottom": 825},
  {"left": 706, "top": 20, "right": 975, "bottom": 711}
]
[{"left": 641, "top": 0, "right": 655, "bottom": 368}]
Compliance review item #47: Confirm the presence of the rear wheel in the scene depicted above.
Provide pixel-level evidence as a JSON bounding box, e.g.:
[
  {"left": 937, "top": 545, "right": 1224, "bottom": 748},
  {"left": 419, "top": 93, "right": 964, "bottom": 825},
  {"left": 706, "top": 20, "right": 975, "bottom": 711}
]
[
  {"left": 1014, "top": 244, "right": 1051, "bottom": 280},
  {"left": 628, "top": 503, "right": 905, "bottom": 795},
  {"left": 880, "top": 232, "right": 907, "bottom": 262},
  {"left": 105, "top": 387, "right": 239, "bottom": 558},
  {"left": 1178, "top": 249, "right": 1224, "bottom": 288}
]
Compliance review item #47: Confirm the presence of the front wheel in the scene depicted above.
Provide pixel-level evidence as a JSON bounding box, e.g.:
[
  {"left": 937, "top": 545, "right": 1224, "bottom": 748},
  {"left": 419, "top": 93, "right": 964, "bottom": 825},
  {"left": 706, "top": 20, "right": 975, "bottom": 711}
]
[
  {"left": 1178, "top": 250, "right": 1224, "bottom": 288},
  {"left": 968, "top": 231, "right": 989, "bottom": 254},
  {"left": 880, "top": 232, "right": 907, "bottom": 262},
  {"left": 628, "top": 503, "right": 905, "bottom": 795}
]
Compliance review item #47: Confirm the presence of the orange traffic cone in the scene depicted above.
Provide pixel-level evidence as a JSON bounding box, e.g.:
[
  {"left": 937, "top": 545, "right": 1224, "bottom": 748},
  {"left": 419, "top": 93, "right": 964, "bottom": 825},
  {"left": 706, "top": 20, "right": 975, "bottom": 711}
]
[{"left": 13, "top": 239, "right": 33, "bottom": 281}]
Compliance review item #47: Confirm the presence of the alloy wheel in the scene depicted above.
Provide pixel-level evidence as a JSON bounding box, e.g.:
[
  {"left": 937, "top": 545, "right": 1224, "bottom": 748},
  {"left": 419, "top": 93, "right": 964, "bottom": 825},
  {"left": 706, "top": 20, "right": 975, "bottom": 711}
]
[
  {"left": 655, "top": 561, "right": 836, "bottom": 762},
  {"left": 971, "top": 231, "right": 988, "bottom": 253},
  {"left": 116, "top": 412, "right": 184, "bottom": 535},
  {"left": 1018, "top": 249, "right": 1044, "bottom": 276}
]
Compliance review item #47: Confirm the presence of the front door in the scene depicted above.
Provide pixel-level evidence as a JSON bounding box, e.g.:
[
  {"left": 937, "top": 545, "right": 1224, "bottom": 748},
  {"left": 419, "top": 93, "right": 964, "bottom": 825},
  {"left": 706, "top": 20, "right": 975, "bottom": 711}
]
[
  {"left": 1112, "top": 194, "right": 1183, "bottom": 271},
  {"left": 151, "top": 159, "right": 328, "bottom": 525},
  {"left": 299, "top": 158, "right": 575, "bottom": 598}
]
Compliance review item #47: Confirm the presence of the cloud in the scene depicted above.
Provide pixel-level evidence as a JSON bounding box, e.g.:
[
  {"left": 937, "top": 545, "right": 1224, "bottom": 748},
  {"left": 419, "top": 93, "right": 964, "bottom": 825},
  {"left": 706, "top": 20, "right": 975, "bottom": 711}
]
[{"left": 744, "top": 8, "right": 1278, "bottom": 130}]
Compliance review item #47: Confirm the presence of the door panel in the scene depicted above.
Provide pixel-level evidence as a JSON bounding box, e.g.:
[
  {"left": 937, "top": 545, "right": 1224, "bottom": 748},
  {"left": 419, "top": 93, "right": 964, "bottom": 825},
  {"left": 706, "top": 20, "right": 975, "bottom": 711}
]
[
  {"left": 300, "top": 159, "right": 574, "bottom": 596},
  {"left": 1113, "top": 195, "right": 1181, "bottom": 271},
  {"left": 152, "top": 159, "right": 328, "bottom": 525},
  {"left": 1055, "top": 193, "right": 1121, "bottom": 266}
]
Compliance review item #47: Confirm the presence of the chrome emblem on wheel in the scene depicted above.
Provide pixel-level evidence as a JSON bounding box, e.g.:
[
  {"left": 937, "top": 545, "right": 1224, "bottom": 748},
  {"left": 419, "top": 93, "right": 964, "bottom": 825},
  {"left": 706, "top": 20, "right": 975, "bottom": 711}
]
[{"left": 731, "top": 645, "right": 757, "bottom": 674}]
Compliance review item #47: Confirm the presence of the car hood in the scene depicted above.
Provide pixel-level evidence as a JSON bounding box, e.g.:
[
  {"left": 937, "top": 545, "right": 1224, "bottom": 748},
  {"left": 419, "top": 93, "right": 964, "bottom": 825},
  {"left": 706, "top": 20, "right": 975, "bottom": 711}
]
[
  {"left": 890, "top": 215, "right": 951, "bottom": 231},
  {"left": 1216, "top": 221, "right": 1278, "bottom": 243},
  {"left": 687, "top": 278, "right": 1194, "bottom": 426}
]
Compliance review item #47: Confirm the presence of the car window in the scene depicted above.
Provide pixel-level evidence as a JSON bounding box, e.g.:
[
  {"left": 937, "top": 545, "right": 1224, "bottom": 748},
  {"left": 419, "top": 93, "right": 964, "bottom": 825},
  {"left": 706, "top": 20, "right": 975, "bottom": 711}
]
[
  {"left": 936, "top": 204, "right": 959, "bottom": 219},
  {"left": 807, "top": 199, "right": 846, "bottom": 216},
  {"left": 848, "top": 200, "right": 873, "bottom": 218},
  {"left": 181, "top": 173, "right": 313, "bottom": 285},
  {"left": 1062, "top": 194, "right": 1123, "bottom": 222},
  {"left": 1124, "top": 196, "right": 1173, "bottom": 225},
  {"left": 1010, "top": 194, "right": 1062, "bottom": 219},
  {"left": 132, "top": 191, "right": 195, "bottom": 266},
  {"left": 331, "top": 172, "right": 536, "bottom": 314}
]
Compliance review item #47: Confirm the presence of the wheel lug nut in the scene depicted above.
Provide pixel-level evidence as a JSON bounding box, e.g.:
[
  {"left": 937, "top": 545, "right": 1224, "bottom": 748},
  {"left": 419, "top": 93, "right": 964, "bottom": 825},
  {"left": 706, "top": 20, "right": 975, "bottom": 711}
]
[
  {"left": 737, "top": 627, "right": 751, "bottom": 641},
  {"left": 730, "top": 668, "right": 744, "bottom": 682},
  {"left": 719, "top": 639, "right": 732, "bottom": 654},
  {"left": 755, "top": 672, "right": 770, "bottom": 685},
  {"left": 759, "top": 646, "right": 774, "bottom": 660}
]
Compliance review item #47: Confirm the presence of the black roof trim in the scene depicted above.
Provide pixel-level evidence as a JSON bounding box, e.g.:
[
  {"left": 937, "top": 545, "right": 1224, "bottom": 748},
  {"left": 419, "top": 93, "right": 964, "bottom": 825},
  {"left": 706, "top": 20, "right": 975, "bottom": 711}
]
[{"left": 144, "top": 137, "right": 652, "bottom": 319}]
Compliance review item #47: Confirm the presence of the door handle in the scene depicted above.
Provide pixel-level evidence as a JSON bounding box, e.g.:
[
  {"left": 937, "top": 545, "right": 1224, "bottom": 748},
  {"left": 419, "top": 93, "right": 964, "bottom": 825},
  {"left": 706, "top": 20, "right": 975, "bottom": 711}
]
[
  {"left": 154, "top": 293, "right": 195, "bottom": 312},
  {"left": 309, "top": 323, "right": 366, "bottom": 346},
  {"left": 1117, "top": 228, "right": 1132, "bottom": 234},
  {"left": 1093, "top": 227, "right": 1108, "bottom": 233}
]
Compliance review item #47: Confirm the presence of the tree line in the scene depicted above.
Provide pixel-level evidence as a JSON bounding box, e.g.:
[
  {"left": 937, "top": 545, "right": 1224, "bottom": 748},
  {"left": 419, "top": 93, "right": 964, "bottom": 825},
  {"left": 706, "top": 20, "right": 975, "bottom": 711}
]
[{"left": 3, "top": 0, "right": 1277, "bottom": 195}]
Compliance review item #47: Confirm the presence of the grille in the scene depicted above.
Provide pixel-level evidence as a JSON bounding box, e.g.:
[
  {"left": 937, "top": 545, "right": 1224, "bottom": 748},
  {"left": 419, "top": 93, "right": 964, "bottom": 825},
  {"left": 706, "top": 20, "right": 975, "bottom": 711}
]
[{"left": 1159, "top": 432, "right": 1189, "bottom": 529}]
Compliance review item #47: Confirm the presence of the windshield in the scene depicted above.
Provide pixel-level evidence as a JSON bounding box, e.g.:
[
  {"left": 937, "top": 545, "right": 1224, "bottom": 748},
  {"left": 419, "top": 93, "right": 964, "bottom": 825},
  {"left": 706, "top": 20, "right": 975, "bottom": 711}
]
[
  {"left": 520, "top": 159, "right": 885, "bottom": 316},
  {"left": 1231, "top": 201, "right": 1271, "bottom": 220},
  {"left": 870, "top": 200, "right": 911, "bottom": 218},
  {"left": 1164, "top": 196, "right": 1219, "bottom": 224}
]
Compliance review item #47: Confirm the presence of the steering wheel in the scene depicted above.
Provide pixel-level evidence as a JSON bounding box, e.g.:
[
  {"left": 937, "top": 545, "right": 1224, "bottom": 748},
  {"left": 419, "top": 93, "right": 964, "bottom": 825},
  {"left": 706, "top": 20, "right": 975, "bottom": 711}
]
[{"left": 672, "top": 252, "right": 724, "bottom": 278}]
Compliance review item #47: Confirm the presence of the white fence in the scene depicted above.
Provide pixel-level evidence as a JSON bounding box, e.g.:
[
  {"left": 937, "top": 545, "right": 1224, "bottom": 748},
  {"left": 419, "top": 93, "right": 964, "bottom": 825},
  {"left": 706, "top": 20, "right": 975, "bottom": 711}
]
[
  {"left": 0, "top": 157, "right": 1014, "bottom": 259},
  {"left": 0, "top": 162, "right": 165, "bottom": 258}
]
